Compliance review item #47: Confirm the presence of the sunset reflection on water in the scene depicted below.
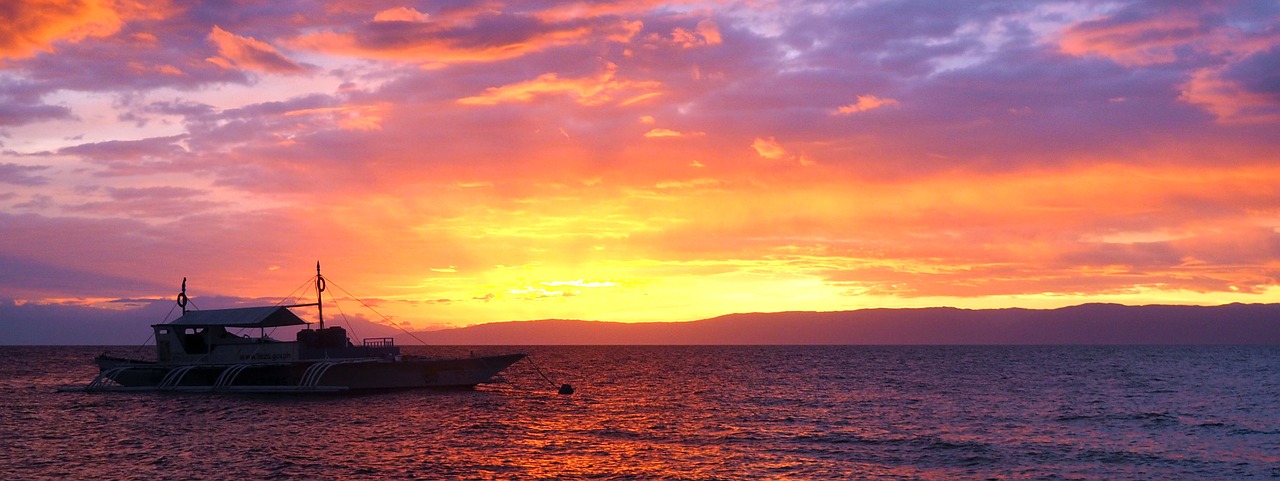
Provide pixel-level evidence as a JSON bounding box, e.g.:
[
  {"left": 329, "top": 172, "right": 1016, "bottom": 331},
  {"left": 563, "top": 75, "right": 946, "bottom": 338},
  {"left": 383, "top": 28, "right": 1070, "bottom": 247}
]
[{"left": 4, "top": 345, "right": 1278, "bottom": 479}]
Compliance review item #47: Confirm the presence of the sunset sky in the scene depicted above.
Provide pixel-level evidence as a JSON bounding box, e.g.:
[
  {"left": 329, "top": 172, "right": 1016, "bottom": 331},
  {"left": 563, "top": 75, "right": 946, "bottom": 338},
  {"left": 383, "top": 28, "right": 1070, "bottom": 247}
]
[{"left": 2, "top": 0, "right": 1279, "bottom": 335}]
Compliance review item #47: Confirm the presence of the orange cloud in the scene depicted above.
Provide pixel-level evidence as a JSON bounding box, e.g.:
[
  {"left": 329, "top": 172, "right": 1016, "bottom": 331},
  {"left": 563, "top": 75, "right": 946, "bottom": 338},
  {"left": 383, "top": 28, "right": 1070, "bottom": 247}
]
[
  {"left": 0, "top": 0, "right": 123, "bottom": 58},
  {"left": 0, "top": 0, "right": 178, "bottom": 59},
  {"left": 752, "top": 137, "right": 813, "bottom": 165},
  {"left": 606, "top": 161, "right": 1280, "bottom": 305},
  {"left": 751, "top": 137, "right": 787, "bottom": 159},
  {"left": 835, "top": 95, "right": 899, "bottom": 114},
  {"left": 644, "top": 128, "right": 704, "bottom": 138},
  {"left": 457, "top": 63, "right": 660, "bottom": 106},
  {"left": 291, "top": 13, "right": 642, "bottom": 65},
  {"left": 373, "top": 7, "right": 430, "bottom": 23},
  {"left": 206, "top": 26, "right": 309, "bottom": 74}
]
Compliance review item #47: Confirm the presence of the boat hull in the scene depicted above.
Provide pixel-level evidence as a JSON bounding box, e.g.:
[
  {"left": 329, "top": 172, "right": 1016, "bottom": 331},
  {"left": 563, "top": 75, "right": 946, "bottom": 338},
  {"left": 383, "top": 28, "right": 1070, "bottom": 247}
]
[{"left": 88, "top": 353, "right": 526, "bottom": 393}]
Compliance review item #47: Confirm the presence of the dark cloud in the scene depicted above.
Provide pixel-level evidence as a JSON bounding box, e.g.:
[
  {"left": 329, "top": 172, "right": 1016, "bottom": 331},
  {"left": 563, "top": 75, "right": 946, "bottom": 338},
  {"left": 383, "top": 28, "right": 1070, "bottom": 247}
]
[
  {"left": 0, "top": 163, "right": 50, "bottom": 185},
  {"left": 294, "top": 2, "right": 642, "bottom": 63},
  {"left": 65, "top": 186, "right": 216, "bottom": 218},
  {"left": 0, "top": 101, "right": 73, "bottom": 126},
  {"left": 0, "top": 251, "right": 169, "bottom": 299},
  {"left": 0, "top": 79, "right": 75, "bottom": 126},
  {"left": 53, "top": 135, "right": 191, "bottom": 176},
  {"left": 1222, "top": 46, "right": 1280, "bottom": 101}
]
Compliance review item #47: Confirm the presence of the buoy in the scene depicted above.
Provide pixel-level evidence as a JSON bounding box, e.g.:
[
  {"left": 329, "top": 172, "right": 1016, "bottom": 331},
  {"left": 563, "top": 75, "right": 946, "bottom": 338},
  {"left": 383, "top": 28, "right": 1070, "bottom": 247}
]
[{"left": 558, "top": 383, "right": 575, "bottom": 395}]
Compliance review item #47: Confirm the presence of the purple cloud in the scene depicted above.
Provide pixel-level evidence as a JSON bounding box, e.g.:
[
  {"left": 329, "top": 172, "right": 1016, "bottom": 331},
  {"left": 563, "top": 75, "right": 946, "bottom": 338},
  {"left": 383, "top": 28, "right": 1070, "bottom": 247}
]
[{"left": 0, "top": 163, "right": 50, "bottom": 185}]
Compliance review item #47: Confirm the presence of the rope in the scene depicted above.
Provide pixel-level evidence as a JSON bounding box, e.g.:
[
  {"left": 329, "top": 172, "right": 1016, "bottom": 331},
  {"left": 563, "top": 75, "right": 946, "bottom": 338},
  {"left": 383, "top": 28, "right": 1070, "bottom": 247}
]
[
  {"left": 526, "top": 356, "right": 558, "bottom": 388},
  {"left": 321, "top": 275, "right": 572, "bottom": 393},
  {"left": 275, "top": 277, "right": 318, "bottom": 307},
  {"left": 525, "top": 355, "right": 571, "bottom": 393},
  {"left": 122, "top": 299, "right": 176, "bottom": 358},
  {"left": 326, "top": 288, "right": 359, "bottom": 342},
  {"left": 325, "top": 278, "right": 429, "bottom": 346}
]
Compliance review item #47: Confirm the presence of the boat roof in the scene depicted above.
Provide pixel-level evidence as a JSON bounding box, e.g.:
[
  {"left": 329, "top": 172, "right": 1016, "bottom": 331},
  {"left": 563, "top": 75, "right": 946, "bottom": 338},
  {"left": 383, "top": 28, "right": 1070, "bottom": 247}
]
[{"left": 159, "top": 306, "right": 309, "bottom": 328}]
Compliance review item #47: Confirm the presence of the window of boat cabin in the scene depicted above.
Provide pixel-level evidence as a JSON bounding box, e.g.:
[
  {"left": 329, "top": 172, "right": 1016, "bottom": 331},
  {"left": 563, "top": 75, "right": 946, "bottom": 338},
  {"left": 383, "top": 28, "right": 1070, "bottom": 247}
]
[{"left": 182, "top": 327, "right": 209, "bottom": 354}]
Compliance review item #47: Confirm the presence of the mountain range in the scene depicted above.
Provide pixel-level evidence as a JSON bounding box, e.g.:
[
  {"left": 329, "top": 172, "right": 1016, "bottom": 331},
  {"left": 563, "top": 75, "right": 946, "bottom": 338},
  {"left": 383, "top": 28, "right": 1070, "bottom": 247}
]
[
  {"left": 401, "top": 303, "right": 1280, "bottom": 345},
  {"left": 4, "top": 301, "right": 1279, "bottom": 345}
]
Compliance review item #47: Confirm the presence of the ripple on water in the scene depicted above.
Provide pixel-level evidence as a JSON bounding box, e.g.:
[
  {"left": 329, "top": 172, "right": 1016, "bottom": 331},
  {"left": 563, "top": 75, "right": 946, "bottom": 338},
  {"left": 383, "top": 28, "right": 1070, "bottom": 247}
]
[{"left": 2, "top": 345, "right": 1278, "bottom": 480}]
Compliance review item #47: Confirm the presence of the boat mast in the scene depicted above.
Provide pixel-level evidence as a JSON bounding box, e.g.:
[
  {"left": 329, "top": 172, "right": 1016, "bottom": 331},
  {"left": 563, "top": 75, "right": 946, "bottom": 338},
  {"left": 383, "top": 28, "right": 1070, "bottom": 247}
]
[
  {"left": 177, "top": 277, "right": 189, "bottom": 315},
  {"left": 316, "top": 261, "right": 326, "bottom": 330}
]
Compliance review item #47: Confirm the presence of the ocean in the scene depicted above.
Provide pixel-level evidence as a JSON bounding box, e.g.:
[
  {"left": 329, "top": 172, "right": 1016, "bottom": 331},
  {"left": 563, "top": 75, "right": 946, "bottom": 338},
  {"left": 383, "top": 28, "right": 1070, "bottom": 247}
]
[{"left": 2, "top": 345, "right": 1277, "bottom": 480}]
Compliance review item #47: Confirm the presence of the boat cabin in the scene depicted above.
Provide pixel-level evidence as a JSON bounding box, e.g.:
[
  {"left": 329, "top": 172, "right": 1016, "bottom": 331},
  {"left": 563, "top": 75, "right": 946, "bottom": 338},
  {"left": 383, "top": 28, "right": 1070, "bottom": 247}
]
[{"left": 153, "top": 306, "right": 399, "bottom": 364}]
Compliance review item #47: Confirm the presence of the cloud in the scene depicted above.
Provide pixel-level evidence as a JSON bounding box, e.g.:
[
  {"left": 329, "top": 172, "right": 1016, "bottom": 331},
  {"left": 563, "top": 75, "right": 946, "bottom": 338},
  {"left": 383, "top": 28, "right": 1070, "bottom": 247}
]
[
  {"left": 1180, "top": 67, "right": 1280, "bottom": 124},
  {"left": 291, "top": 9, "right": 642, "bottom": 65},
  {"left": 0, "top": 83, "right": 74, "bottom": 125},
  {"left": 283, "top": 103, "right": 389, "bottom": 131},
  {"left": 751, "top": 137, "right": 787, "bottom": 160},
  {"left": 67, "top": 186, "right": 212, "bottom": 219},
  {"left": 751, "top": 137, "right": 812, "bottom": 166},
  {"left": 0, "top": 103, "right": 71, "bottom": 126},
  {"left": 644, "top": 128, "right": 704, "bottom": 138},
  {"left": 0, "top": 0, "right": 123, "bottom": 59},
  {"left": 1055, "top": 3, "right": 1280, "bottom": 124},
  {"left": 542, "top": 279, "right": 617, "bottom": 288},
  {"left": 1180, "top": 44, "right": 1280, "bottom": 124},
  {"left": 1058, "top": 13, "right": 1203, "bottom": 67},
  {"left": 0, "top": 163, "right": 50, "bottom": 185},
  {"left": 373, "top": 7, "right": 430, "bottom": 23},
  {"left": 457, "top": 63, "right": 660, "bottom": 106},
  {"left": 206, "top": 26, "right": 310, "bottom": 74},
  {"left": 834, "top": 94, "right": 899, "bottom": 114},
  {"left": 54, "top": 135, "right": 190, "bottom": 175},
  {"left": 672, "top": 18, "right": 721, "bottom": 48}
]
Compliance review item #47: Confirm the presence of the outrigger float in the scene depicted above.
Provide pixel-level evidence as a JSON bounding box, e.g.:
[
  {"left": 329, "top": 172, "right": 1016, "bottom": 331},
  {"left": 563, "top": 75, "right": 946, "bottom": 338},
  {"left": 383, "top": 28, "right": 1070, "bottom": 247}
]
[{"left": 60, "top": 263, "right": 526, "bottom": 393}]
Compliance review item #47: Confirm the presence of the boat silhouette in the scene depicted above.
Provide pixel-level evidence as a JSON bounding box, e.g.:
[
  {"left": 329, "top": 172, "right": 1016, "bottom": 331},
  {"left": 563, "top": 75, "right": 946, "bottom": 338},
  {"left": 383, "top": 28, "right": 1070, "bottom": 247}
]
[{"left": 63, "top": 263, "right": 525, "bottom": 393}]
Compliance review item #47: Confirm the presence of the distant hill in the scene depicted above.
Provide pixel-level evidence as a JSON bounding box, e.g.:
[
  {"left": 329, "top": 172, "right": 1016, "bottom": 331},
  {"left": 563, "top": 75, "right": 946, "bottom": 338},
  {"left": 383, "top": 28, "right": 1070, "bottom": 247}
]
[
  {"left": 4, "top": 301, "right": 1279, "bottom": 345},
  {"left": 403, "top": 303, "right": 1280, "bottom": 345}
]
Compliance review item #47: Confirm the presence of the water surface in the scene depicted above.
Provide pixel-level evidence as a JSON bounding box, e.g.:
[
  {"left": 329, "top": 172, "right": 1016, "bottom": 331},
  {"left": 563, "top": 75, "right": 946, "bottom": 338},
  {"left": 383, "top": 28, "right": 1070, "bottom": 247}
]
[{"left": 2, "top": 345, "right": 1277, "bottom": 479}]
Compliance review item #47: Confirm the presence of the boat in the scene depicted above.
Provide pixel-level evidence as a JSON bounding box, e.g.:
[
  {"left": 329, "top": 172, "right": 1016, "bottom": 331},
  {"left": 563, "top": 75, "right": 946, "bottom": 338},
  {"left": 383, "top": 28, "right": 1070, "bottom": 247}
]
[{"left": 61, "top": 263, "right": 526, "bottom": 393}]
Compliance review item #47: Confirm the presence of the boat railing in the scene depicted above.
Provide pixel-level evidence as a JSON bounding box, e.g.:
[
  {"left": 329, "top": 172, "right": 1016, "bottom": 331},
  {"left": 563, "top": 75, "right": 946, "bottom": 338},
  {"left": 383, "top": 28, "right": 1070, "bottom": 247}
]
[{"left": 363, "top": 337, "right": 395, "bottom": 348}]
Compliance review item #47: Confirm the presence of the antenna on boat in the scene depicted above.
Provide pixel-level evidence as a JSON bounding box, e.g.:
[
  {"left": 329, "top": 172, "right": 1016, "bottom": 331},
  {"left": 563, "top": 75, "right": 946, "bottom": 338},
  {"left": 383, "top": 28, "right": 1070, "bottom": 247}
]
[
  {"left": 316, "top": 261, "right": 326, "bottom": 330},
  {"left": 177, "top": 277, "right": 189, "bottom": 315}
]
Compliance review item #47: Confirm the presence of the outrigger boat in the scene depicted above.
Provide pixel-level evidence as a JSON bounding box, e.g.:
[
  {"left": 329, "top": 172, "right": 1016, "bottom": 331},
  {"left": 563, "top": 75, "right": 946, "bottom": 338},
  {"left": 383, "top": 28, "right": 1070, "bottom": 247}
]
[{"left": 61, "top": 263, "right": 526, "bottom": 393}]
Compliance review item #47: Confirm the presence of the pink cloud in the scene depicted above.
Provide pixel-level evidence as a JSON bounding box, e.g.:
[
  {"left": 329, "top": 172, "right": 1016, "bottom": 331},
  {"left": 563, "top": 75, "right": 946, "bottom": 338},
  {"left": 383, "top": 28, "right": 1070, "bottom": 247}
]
[
  {"left": 672, "top": 19, "right": 721, "bottom": 48},
  {"left": 1180, "top": 67, "right": 1280, "bottom": 124},
  {"left": 1058, "top": 14, "right": 1203, "bottom": 67},
  {"left": 206, "top": 26, "right": 310, "bottom": 74},
  {"left": 1057, "top": 6, "right": 1280, "bottom": 124}
]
